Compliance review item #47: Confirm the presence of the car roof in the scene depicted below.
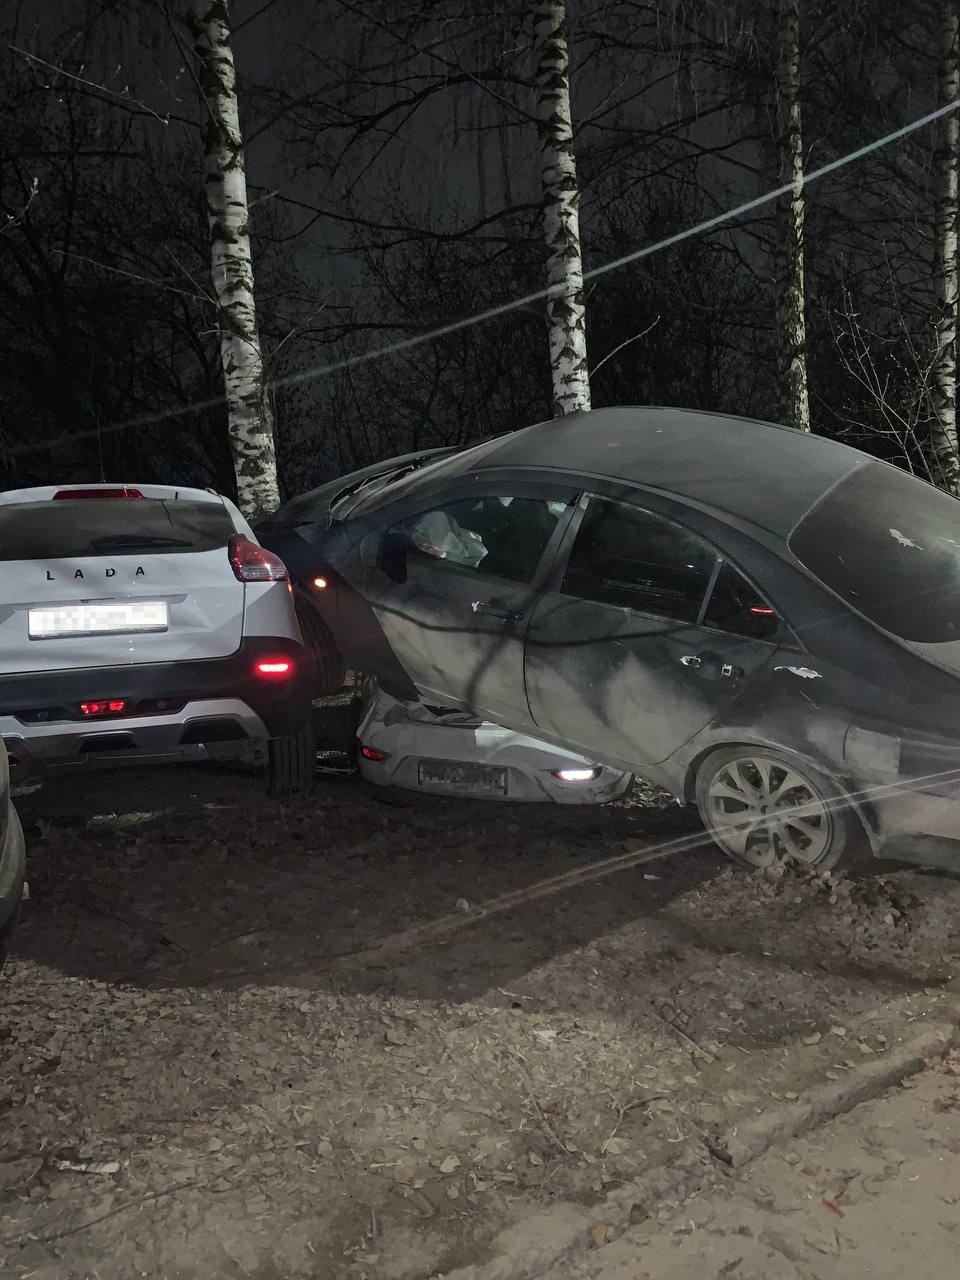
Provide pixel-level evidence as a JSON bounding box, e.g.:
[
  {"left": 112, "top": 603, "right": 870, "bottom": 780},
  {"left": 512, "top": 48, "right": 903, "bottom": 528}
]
[{"left": 436, "top": 406, "right": 871, "bottom": 538}]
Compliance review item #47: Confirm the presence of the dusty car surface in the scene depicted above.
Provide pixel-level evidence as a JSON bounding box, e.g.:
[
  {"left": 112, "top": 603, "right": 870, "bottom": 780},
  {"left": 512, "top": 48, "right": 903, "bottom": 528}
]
[
  {"left": 257, "top": 405, "right": 960, "bottom": 871},
  {"left": 0, "top": 483, "right": 315, "bottom": 796},
  {"left": 0, "top": 737, "right": 26, "bottom": 972},
  {"left": 357, "top": 683, "right": 632, "bottom": 803}
]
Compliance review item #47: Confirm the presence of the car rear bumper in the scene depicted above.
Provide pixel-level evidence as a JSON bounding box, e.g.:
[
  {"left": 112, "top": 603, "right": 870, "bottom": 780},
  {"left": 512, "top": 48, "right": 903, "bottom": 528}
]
[
  {"left": 869, "top": 780, "right": 960, "bottom": 865},
  {"left": 2, "top": 698, "right": 270, "bottom": 775},
  {"left": 0, "top": 637, "right": 312, "bottom": 776},
  {"left": 359, "top": 753, "right": 632, "bottom": 803}
]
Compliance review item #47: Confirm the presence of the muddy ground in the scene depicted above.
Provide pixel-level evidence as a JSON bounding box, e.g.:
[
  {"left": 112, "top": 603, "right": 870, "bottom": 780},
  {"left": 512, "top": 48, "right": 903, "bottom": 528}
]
[
  {"left": 2, "top": 702, "right": 960, "bottom": 1279},
  {"left": 544, "top": 1053, "right": 960, "bottom": 1280}
]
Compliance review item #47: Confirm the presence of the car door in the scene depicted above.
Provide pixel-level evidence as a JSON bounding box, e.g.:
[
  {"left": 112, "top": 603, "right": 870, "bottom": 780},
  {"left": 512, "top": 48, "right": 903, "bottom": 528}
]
[
  {"left": 351, "top": 485, "right": 578, "bottom": 723},
  {"left": 524, "top": 495, "right": 782, "bottom": 768}
]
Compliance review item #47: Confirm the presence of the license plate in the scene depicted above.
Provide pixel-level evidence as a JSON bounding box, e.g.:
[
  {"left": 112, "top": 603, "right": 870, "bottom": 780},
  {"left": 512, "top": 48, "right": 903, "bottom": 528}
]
[
  {"left": 28, "top": 601, "right": 169, "bottom": 639},
  {"left": 417, "top": 760, "right": 508, "bottom": 795}
]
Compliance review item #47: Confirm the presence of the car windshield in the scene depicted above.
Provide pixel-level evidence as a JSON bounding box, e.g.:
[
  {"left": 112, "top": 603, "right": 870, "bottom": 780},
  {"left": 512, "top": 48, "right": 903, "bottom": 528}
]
[
  {"left": 788, "top": 462, "right": 960, "bottom": 644},
  {"left": 0, "top": 499, "right": 235, "bottom": 560}
]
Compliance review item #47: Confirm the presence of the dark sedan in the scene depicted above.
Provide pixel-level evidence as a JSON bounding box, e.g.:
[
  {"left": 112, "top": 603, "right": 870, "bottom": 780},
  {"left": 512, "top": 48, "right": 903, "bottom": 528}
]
[
  {"left": 0, "top": 737, "right": 26, "bottom": 971},
  {"left": 258, "top": 406, "right": 960, "bottom": 872}
]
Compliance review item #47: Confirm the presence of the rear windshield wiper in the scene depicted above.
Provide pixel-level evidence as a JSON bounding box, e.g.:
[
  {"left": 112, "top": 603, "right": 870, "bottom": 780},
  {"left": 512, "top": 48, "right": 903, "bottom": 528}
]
[{"left": 88, "top": 535, "right": 194, "bottom": 550}]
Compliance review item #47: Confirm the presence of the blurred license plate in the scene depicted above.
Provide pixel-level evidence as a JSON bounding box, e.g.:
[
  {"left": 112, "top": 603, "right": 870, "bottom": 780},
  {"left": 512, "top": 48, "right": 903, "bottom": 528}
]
[
  {"left": 29, "top": 601, "right": 168, "bottom": 639},
  {"left": 418, "top": 760, "right": 508, "bottom": 795}
]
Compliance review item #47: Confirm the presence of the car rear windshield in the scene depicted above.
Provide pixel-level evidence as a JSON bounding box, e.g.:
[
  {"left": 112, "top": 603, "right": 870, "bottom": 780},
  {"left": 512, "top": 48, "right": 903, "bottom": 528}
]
[
  {"left": 0, "top": 498, "right": 236, "bottom": 560},
  {"left": 788, "top": 463, "right": 960, "bottom": 643}
]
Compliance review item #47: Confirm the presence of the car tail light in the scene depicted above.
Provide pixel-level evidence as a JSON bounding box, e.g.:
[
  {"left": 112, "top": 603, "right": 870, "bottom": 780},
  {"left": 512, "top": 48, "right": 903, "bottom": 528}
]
[
  {"left": 551, "top": 766, "right": 601, "bottom": 782},
  {"left": 749, "top": 605, "right": 775, "bottom": 616},
  {"left": 229, "top": 534, "right": 289, "bottom": 583},
  {"left": 80, "top": 699, "right": 127, "bottom": 717},
  {"left": 54, "top": 487, "right": 143, "bottom": 500},
  {"left": 255, "top": 659, "right": 293, "bottom": 677},
  {"left": 313, "top": 576, "right": 329, "bottom": 590},
  {"left": 360, "top": 745, "right": 387, "bottom": 762}
]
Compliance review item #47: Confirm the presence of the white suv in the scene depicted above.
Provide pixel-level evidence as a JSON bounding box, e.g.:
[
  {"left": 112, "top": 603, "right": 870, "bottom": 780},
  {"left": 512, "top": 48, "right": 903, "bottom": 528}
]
[{"left": 0, "top": 483, "right": 315, "bottom": 795}]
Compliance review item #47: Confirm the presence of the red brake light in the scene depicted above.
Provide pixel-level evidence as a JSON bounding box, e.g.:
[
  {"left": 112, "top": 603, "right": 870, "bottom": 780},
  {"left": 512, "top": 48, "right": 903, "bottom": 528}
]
[
  {"left": 360, "top": 745, "right": 387, "bottom": 762},
  {"left": 54, "top": 487, "right": 143, "bottom": 500},
  {"left": 749, "top": 606, "right": 775, "bottom": 616},
  {"left": 229, "top": 534, "right": 289, "bottom": 583},
  {"left": 80, "top": 699, "right": 127, "bottom": 717},
  {"left": 255, "top": 659, "right": 292, "bottom": 677}
]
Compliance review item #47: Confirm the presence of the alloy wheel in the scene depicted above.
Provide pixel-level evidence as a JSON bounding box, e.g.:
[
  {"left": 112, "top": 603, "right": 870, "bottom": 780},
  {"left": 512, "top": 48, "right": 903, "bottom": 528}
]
[{"left": 704, "top": 753, "right": 832, "bottom": 868}]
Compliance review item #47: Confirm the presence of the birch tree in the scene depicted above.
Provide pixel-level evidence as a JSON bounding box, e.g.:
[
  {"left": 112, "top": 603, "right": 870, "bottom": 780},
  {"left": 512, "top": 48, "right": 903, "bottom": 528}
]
[
  {"left": 532, "top": 1, "right": 591, "bottom": 417},
  {"left": 772, "top": 0, "right": 811, "bottom": 432},
  {"left": 930, "top": 0, "right": 960, "bottom": 491},
  {"left": 184, "top": 0, "right": 279, "bottom": 519}
]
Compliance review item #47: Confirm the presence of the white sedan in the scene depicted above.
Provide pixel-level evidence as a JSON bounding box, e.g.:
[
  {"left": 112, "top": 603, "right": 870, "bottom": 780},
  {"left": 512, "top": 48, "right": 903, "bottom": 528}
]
[{"left": 357, "top": 684, "right": 632, "bottom": 804}]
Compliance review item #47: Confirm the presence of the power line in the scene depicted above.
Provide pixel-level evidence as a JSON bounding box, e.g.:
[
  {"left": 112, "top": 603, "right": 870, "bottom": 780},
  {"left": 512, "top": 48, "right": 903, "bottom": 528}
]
[{"left": 9, "top": 98, "right": 958, "bottom": 460}]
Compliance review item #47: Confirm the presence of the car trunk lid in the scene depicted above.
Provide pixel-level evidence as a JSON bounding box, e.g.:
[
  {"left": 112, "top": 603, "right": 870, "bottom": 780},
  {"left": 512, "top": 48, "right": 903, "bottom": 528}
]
[{"left": 0, "top": 495, "right": 245, "bottom": 674}]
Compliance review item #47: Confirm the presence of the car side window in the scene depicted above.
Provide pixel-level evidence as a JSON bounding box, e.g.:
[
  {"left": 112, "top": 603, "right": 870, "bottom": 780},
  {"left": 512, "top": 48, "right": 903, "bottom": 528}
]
[
  {"left": 561, "top": 499, "right": 716, "bottom": 622},
  {"left": 384, "top": 495, "right": 570, "bottom": 586},
  {"left": 703, "top": 561, "right": 780, "bottom": 641}
]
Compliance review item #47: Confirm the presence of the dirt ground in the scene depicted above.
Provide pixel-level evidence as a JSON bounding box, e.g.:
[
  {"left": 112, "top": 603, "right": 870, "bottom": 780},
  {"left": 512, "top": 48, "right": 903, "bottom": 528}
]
[
  {"left": 543, "top": 1053, "right": 960, "bottom": 1280},
  {"left": 3, "top": 702, "right": 960, "bottom": 1280}
]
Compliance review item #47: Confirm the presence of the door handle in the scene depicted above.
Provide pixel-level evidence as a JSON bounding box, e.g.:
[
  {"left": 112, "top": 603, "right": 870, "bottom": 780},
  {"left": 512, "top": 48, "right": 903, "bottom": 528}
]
[
  {"left": 472, "top": 600, "right": 525, "bottom": 623},
  {"left": 680, "top": 652, "right": 743, "bottom": 679}
]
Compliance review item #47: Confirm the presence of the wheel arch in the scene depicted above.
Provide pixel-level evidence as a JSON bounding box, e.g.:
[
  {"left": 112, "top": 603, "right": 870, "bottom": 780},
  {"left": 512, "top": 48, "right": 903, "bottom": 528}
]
[{"left": 681, "top": 738, "right": 880, "bottom": 854}]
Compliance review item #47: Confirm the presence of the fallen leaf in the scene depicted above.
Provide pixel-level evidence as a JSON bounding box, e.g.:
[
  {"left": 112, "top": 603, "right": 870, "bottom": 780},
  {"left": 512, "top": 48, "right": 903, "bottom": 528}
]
[
  {"left": 532, "top": 1028, "right": 558, "bottom": 1044},
  {"left": 803, "top": 1032, "right": 822, "bottom": 1046},
  {"left": 529, "top": 1152, "right": 543, "bottom": 1167},
  {"left": 822, "top": 1197, "right": 845, "bottom": 1219},
  {"left": 438, "top": 1154, "right": 461, "bottom": 1175},
  {"left": 591, "top": 1224, "right": 610, "bottom": 1248},
  {"left": 389, "top": 1165, "right": 417, "bottom": 1183},
  {"left": 604, "top": 1136, "right": 631, "bottom": 1156},
  {"left": 54, "top": 1159, "right": 120, "bottom": 1176}
]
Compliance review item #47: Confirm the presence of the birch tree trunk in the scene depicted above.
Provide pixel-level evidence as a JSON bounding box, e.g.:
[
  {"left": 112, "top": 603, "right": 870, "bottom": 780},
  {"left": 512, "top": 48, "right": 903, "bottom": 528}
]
[
  {"left": 532, "top": 0, "right": 591, "bottom": 417},
  {"left": 772, "top": 0, "right": 811, "bottom": 432},
  {"left": 930, "top": 0, "right": 960, "bottom": 493},
  {"left": 186, "top": 0, "right": 279, "bottom": 519}
]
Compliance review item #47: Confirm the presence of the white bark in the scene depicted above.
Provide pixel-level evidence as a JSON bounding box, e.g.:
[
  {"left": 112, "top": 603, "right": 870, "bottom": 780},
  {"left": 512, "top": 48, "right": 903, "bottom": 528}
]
[
  {"left": 186, "top": 0, "right": 279, "bottom": 520},
  {"left": 772, "top": 0, "right": 810, "bottom": 432},
  {"left": 532, "top": 0, "right": 591, "bottom": 418},
  {"left": 930, "top": 0, "right": 960, "bottom": 493}
]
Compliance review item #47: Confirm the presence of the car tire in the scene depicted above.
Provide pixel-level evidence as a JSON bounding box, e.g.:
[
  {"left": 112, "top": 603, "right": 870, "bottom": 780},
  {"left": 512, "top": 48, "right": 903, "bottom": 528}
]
[
  {"left": 265, "top": 720, "right": 317, "bottom": 797},
  {"left": 0, "top": 807, "right": 26, "bottom": 975},
  {"left": 695, "top": 745, "right": 854, "bottom": 873},
  {"left": 295, "top": 595, "right": 346, "bottom": 697}
]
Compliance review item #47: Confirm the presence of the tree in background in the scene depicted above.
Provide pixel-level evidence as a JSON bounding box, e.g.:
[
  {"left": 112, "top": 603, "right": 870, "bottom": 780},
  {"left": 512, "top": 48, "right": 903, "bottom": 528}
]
[
  {"left": 772, "top": 0, "right": 810, "bottom": 431},
  {"left": 184, "top": 0, "right": 279, "bottom": 519},
  {"left": 930, "top": 0, "right": 960, "bottom": 490},
  {"left": 3, "top": 0, "right": 958, "bottom": 500},
  {"left": 531, "top": 1, "right": 591, "bottom": 416}
]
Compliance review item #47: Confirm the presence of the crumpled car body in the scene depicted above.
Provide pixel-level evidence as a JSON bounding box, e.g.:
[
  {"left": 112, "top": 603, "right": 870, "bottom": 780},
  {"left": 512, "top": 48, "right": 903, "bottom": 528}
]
[
  {"left": 258, "top": 406, "right": 960, "bottom": 871},
  {"left": 357, "top": 685, "right": 632, "bottom": 804}
]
